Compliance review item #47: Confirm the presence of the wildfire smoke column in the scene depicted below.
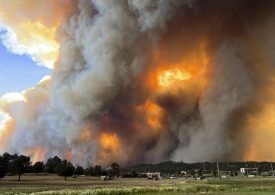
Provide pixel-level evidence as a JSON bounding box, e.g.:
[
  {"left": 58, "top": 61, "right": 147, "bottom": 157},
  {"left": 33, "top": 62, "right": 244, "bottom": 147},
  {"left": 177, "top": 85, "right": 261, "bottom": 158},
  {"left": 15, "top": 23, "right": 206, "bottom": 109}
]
[{"left": 0, "top": 0, "right": 275, "bottom": 166}]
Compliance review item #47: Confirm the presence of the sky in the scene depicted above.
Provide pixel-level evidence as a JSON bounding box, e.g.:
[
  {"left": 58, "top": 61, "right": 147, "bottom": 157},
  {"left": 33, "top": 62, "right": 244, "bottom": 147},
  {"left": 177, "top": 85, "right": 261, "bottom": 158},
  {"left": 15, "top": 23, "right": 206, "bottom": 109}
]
[
  {"left": 0, "top": 37, "right": 51, "bottom": 97},
  {"left": 0, "top": 31, "right": 51, "bottom": 128}
]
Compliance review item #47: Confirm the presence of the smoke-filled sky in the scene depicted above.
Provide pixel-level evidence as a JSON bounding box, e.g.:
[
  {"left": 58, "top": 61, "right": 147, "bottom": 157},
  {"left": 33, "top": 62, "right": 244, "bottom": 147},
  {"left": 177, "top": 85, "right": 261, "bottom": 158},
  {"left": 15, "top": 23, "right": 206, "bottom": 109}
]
[{"left": 0, "top": 0, "right": 275, "bottom": 167}]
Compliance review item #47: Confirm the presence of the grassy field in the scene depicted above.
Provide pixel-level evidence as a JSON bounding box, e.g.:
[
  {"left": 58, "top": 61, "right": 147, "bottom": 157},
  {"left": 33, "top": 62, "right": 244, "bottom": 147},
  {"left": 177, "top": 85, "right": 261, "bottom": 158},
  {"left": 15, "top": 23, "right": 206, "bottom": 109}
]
[{"left": 1, "top": 174, "right": 275, "bottom": 194}]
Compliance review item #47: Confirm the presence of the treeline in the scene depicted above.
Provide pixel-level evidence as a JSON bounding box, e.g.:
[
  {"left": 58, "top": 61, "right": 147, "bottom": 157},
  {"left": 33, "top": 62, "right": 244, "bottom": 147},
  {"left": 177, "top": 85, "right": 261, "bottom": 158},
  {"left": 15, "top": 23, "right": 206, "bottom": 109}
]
[
  {"left": 2, "top": 152, "right": 275, "bottom": 180},
  {"left": 0, "top": 153, "right": 119, "bottom": 181},
  {"left": 122, "top": 161, "right": 275, "bottom": 176}
]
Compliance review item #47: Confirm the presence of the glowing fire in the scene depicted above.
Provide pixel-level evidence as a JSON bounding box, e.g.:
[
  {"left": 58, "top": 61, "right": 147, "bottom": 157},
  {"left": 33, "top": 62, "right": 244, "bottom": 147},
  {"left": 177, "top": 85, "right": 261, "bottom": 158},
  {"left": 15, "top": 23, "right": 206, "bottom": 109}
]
[
  {"left": 100, "top": 133, "right": 121, "bottom": 152},
  {"left": 244, "top": 99, "right": 275, "bottom": 161},
  {"left": 136, "top": 100, "right": 164, "bottom": 131},
  {"left": 145, "top": 40, "right": 210, "bottom": 100},
  {"left": 97, "top": 133, "right": 125, "bottom": 165},
  {"left": 27, "top": 147, "right": 46, "bottom": 163},
  {"left": 66, "top": 150, "right": 73, "bottom": 161},
  {"left": 158, "top": 68, "right": 191, "bottom": 86},
  {"left": 80, "top": 127, "right": 92, "bottom": 142}
]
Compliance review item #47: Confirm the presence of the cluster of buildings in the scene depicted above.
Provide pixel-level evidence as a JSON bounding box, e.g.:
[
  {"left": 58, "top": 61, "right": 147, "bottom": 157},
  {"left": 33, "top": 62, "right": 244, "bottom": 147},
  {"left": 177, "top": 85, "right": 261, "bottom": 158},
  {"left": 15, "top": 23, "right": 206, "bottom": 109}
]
[{"left": 126, "top": 167, "right": 275, "bottom": 180}]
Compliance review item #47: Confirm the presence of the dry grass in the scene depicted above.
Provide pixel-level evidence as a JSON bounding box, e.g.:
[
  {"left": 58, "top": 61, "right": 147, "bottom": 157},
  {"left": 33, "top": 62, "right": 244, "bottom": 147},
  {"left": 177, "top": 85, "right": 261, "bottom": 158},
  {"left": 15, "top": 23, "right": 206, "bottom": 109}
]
[
  {"left": 1, "top": 174, "right": 275, "bottom": 194},
  {"left": 0, "top": 174, "right": 184, "bottom": 194}
]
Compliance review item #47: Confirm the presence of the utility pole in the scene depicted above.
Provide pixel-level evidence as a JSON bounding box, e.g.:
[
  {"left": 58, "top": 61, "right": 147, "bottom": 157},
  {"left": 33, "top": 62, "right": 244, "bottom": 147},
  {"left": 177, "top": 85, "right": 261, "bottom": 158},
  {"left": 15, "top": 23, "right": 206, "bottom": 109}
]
[{"left": 203, "top": 162, "right": 206, "bottom": 172}]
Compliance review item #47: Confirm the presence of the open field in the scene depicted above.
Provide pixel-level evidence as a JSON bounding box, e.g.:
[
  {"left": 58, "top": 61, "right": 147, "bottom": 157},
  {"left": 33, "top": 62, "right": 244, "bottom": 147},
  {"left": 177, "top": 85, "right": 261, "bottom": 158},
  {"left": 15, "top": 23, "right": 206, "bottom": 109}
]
[{"left": 1, "top": 175, "right": 275, "bottom": 194}]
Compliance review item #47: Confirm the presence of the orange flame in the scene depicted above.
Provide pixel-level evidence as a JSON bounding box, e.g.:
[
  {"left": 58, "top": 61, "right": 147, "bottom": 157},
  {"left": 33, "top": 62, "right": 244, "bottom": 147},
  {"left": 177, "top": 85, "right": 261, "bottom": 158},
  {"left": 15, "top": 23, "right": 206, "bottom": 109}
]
[
  {"left": 146, "top": 40, "right": 210, "bottom": 98},
  {"left": 80, "top": 127, "right": 92, "bottom": 142},
  {"left": 158, "top": 68, "right": 191, "bottom": 87},
  {"left": 100, "top": 133, "right": 121, "bottom": 152},
  {"left": 97, "top": 132, "right": 125, "bottom": 165},
  {"left": 244, "top": 98, "right": 275, "bottom": 161},
  {"left": 136, "top": 100, "right": 164, "bottom": 132},
  {"left": 26, "top": 147, "right": 46, "bottom": 163},
  {"left": 66, "top": 150, "right": 73, "bottom": 161}
]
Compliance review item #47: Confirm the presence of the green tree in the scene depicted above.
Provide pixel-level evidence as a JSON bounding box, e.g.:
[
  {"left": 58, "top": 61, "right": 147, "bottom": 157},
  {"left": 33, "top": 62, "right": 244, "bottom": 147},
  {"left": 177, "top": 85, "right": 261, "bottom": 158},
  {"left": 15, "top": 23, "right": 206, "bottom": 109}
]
[
  {"left": 111, "top": 162, "right": 120, "bottom": 177},
  {"left": 131, "top": 170, "right": 137, "bottom": 178},
  {"left": 94, "top": 165, "right": 101, "bottom": 176},
  {"left": 58, "top": 160, "right": 75, "bottom": 180},
  {"left": 75, "top": 165, "right": 84, "bottom": 176},
  {"left": 2, "top": 153, "right": 12, "bottom": 162},
  {"left": 0, "top": 155, "right": 9, "bottom": 178},
  {"left": 54, "top": 161, "right": 63, "bottom": 174},
  {"left": 44, "top": 156, "right": 61, "bottom": 173},
  {"left": 9, "top": 155, "right": 31, "bottom": 181},
  {"left": 84, "top": 167, "right": 94, "bottom": 176},
  {"left": 32, "top": 161, "right": 44, "bottom": 174}
]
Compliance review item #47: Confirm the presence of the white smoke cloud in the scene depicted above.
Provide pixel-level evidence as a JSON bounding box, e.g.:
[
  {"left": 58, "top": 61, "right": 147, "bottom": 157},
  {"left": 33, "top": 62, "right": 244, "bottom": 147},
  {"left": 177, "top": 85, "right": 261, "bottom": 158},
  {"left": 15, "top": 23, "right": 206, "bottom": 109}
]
[
  {"left": 0, "top": 0, "right": 75, "bottom": 68},
  {"left": 0, "top": 112, "right": 7, "bottom": 130}
]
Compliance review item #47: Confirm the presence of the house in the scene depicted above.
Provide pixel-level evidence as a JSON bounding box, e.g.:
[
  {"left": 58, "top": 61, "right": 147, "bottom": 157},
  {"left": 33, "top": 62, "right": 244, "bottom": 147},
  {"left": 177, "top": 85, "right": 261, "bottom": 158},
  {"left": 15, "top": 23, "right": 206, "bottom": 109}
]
[{"left": 240, "top": 168, "right": 258, "bottom": 175}]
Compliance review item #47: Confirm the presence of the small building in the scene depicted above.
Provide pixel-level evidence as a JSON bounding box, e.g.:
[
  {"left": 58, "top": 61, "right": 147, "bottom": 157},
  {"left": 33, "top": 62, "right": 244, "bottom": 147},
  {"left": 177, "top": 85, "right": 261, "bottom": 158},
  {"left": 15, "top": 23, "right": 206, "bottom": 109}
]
[
  {"left": 146, "top": 172, "right": 160, "bottom": 180},
  {"left": 240, "top": 168, "right": 258, "bottom": 175}
]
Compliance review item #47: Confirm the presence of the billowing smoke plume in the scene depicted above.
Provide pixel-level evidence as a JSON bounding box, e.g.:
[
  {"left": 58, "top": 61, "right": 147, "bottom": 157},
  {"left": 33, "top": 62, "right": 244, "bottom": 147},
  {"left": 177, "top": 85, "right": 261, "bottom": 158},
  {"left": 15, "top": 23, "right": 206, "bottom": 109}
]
[{"left": 1, "top": 0, "right": 275, "bottom": 167}]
